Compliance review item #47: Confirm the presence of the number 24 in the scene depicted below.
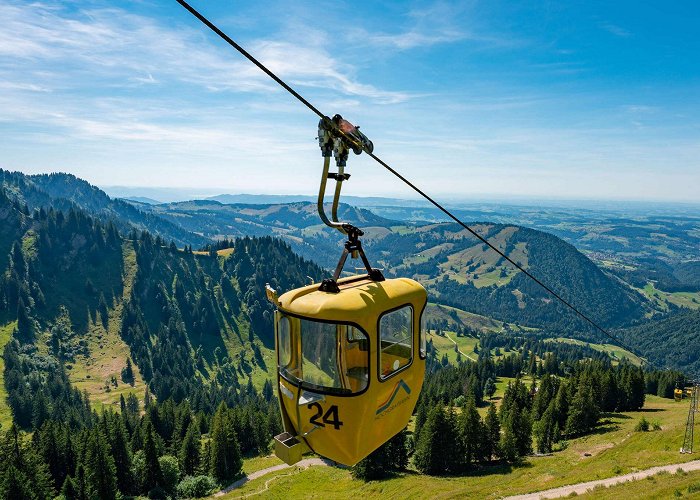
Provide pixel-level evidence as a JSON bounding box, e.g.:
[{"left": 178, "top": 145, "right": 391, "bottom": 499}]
[{"left": 308, "top": 403, "right": 343, "bottom": 430}]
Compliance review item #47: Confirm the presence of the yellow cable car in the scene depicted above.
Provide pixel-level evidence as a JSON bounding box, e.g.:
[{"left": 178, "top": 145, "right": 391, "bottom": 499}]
[
  {"left": 675, "top": 388, "right": 684, "bottom": 401},
  {"left": 270, "top": 275, "right": 426, "bottom": 466},
  {"left": 267, "top": 116, "right": 428, "bottom": 466}
]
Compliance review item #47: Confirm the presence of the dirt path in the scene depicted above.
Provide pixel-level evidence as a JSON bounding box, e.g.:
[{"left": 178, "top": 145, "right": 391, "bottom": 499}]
[
  {"left": 503, "top": 459, "right": 700, "bottom": 499},
  {"left": 214, "top": 457, "right": 332, "bottom": 497},
  {"left": 444, "top": 332, "right": 476, "bottom": 361}
]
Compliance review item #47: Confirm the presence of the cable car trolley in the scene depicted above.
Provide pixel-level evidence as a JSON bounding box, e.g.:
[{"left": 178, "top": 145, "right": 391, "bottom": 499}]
[{"left": 266, "top": 116, "right": 427, "bottom": 466}]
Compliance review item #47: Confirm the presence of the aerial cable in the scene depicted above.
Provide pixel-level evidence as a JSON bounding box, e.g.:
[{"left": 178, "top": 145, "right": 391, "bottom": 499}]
[{"left": 173, "top": 0, "right": 659, "bottom": 370}]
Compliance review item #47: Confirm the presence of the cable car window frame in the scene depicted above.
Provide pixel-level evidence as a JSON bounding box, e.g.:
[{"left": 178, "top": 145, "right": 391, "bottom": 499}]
[
  {"left": 277, "top": 314, "right": 292, "bottom": 369},
  {"left": 418, "top": 305, "right": 427, "bottom": 360},
  {"left": 276, "top": 310, "right": 371, "bottom": 397},
  {"left": 377, "top": 304, "right": 415, "bottom": 382}
]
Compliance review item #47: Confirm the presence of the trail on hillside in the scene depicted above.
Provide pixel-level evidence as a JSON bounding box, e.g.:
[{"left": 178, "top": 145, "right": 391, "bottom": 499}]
[
  {"left": 214, "top": 457, "right": 332, "bottom": 497},
  {"left": 444, "top": 332, "right": 477, "bottom": 361},
  {"left": 503, "top": 459, "right": 700, "bottom": 499}
]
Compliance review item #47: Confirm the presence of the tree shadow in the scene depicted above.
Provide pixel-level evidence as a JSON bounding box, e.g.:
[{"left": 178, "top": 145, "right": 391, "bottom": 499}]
[
  {"left": 587, "top": 423, "right": 621, "bottom": 436},
  {"left": 604, "top": 412, "right": 632, "bottom": 420}
]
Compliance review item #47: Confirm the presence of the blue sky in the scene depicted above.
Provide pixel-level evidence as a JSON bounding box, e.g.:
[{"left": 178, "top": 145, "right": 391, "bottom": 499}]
[{"left": 1, "top": 0, "right": 698, "bottom": 202}]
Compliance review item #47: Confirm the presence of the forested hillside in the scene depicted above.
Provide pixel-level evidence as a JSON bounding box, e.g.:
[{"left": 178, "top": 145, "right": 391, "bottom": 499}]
[
  {"left": 0, "top": 180, "right": 331, "bottom": 497},
  {"left": 619, "top": 309, "right": 700, "bottom": 376},
  {"left": 0, "top": 185, "right": 323, "bottom": 421},
  {"left": 0, "top": 170, "right": 207, "bottom": 248},
  {"left": 428, "top": 224, "right": 645, "bottom": 334},
  {"left": 142, "top": 199, "right": 648, "bottom": 335}
]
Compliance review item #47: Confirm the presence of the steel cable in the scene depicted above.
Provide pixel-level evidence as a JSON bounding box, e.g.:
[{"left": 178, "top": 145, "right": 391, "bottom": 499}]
[{"left": 174, "top": 0, "right": 659, "bottom": 369}]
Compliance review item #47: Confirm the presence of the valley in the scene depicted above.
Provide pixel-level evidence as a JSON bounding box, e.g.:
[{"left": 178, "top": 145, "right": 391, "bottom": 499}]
[{"left": 0, "top": 170, "right": 698, "bottom": 499}]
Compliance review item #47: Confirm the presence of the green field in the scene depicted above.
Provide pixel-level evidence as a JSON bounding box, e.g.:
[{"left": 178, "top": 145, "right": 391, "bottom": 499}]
[
  {"left": 549, "top": 338, "right": 643, "bottom": 366},
  {"left": 578, "top": 469, "right": 700, "bottom": 498},
  {"left": 641, "top": 282, "right": 700, "bottom": 311},
  {"left": 220, "top": 395, "right": 693, "bottom": 499}
]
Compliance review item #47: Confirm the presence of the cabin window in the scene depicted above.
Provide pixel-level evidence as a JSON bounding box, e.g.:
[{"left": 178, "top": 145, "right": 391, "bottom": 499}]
[
  {"left": 277, "top": 315, "right": 292, "bottom": 369},
  {"left": 277, "top": 315, "right": 369, "bottom": 395},
  {"left": 419, "top": 311, "right": 427, "bottom": 359},
  {"left": 379, "top": 306, "right": 413, "bottom": 379}
]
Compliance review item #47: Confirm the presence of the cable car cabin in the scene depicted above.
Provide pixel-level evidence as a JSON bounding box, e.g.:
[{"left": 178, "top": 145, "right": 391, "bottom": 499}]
[
  {"left": 675, "top": 388, "right": 684, "bottom": 401},
  {"left": 271, "top": 275, "right": 427, "bottom": 467}
]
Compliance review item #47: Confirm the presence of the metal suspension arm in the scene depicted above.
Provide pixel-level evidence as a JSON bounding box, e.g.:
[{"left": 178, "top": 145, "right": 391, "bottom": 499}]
[{"left": 317, "top": 155, "right": 348, "bottom": 234}]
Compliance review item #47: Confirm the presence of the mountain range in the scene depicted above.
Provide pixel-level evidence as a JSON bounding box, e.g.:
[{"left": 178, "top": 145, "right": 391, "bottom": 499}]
[{"left": 1, "top": 168, "right": 699, "bottom": 422}]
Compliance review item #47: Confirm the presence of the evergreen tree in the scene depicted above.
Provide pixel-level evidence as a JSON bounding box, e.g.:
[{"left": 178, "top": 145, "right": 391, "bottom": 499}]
[
  {"left": 484, "top": 377, "right": 497, "bottom": 400},
  {"left": 483, "top": 403, "right": 500, "bottom": 461},
  {"left": 533, "top": 401, "right": 556, "bottom": 454},
  {"left": 15, "top": 297, "right": 34, "bottom": 342},
  {"left": 107, "top": 414, "right": 133, "bottom": 495},
  {"left": 565, "top": 381, "right": 600, "bottom": 436},
  {"left": 121, "top": 358, "right": 135, "bottom": 386},
  {"left": 352, "top": 429, "right": 408, "bottom": 481},
  {"left": 179, "top": 422, "right": 201, "bottom": 476},
  {"left": 84, "top": 429, "right": 118, "bottom": 500},
  {"left": 61, "top": 475, "right": 79, "bottom": 500},
  {"left": 142, "top": 423, "right": 164, "bottom": 492},
  {"left": 457, "top": 397, "right": 484, "bottom": 468},
  {"left": 414, "top": 404, "right": 460, "bottom": 475},
  {"left": 210, "top": 403, "right": 242, "bottom": 483}
]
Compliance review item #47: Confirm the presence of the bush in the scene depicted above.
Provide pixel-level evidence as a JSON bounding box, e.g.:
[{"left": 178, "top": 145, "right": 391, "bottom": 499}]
[
  {"left": 634, "top": 417, "right": 650, "bottom": 432},
  {"left": 652, "top": 420, "right": 662, "bottom": 431},
  {"left": 688, "top": 482, "right": 700, "bottom": 493},
  {"left": 158, "top": 455, "right": 180, "bottom": 493},
  {"left": 176, "top": 475, "right": 218, "bottom": 498},
  {"left": 147, "top": 486, "right": 168, "bottom": 499}
]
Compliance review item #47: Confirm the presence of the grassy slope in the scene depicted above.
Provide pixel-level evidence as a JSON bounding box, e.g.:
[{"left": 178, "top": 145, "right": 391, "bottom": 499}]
[
  {"left": 222, "top": 395, "right": 693, "bottom": 499},
  {"left": 0, "top": 321, "right": 16, "bottom": 430},
  {"left": 578, "top": 469, "right": 700, "bottom": 499},
  {"left": 68, "top": 241, "right": 146, "bottom": 411},
  {"left": 549, "top": 338, "right": 643, "bottom": 366},
  {"left": 641, "top": 282, "right": 700, "bottom": 311}
]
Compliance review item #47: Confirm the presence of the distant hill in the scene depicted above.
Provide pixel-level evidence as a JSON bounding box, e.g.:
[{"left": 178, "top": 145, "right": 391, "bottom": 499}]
[
  {"left": 147, "top": 198, "right": 648, "bottom": 334},
  {"left": 121, "top": 196, "right": 162, "bottom": 205},
  {"left": 366, "top": 222, "right": 646, "bottom": 333},
  {"left": 209, "top": 193, "right": 430, "bottom": 207},
  {"left": 0, "top": 170, "right": 207, "bottom": 248}
]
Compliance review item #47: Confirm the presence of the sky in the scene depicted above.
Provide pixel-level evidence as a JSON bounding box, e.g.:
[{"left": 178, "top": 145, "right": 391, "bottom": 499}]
[{"left": 1, "top": 0, "right": 699, "bottom": 202}]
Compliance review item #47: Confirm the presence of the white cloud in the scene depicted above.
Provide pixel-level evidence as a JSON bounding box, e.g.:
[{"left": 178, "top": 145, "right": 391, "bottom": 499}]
[
  {"left": 0, "top": 1, "right": 409, "bottom": 102},
  {"left": 600, "top": 22, "right": 631, "bottom": 38}
]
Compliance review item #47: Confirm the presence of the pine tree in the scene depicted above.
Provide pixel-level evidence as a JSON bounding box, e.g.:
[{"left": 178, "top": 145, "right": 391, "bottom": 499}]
[
  {"left": 413, "top": 399, "right": 428, "bottom": 443},
  {"left": 75, "top": 463, "right": 87, "bottom": 500},
  {"left": 179, "top": 422, "right": 201, "bottom": 476},
  {"left": 210, "top": 403, "right": 242, "bottom": 483},
  {"left": 352, "top": 429, "right": 408, "bottom": 481},
  {"left": 484, "top": 377, "right": 497, "bottom": 400},
  {"left": 414, "top": 404, "right": 460, "bottom": 475},
  {"left": 483, "top": 403, "right": 500, "bottom": 461},
  {"left": 0, "top": 463, "right": 31, "bottom": 499},
  {"left": 457, "top": 397, "right": 483, "bottom": 468},
  {"left": 533, "top": 401, "right": 556, "bottom": 454},
  {"left": 500, "top": 409, "right": 519, "bottom": 462},
  {"left": 61, "top": 475, "right": 79, "bottom": 500},
  {"left": 107, "top": 414, "right": 133, "bottom": 495},
  {"left": 121, "top": 358, "right": 135, "bottom": 386},
  {"left": 84, "top": 429, "right": 118, "bottom": 500},
  {"left": 565, "top": 381, "right": 599, "bottom": 436},
  {"left": 142, "top": 423, "right": 164, "bottom": 492},
  {"left": 15, "top": 297, "right": 34, "bottom": 342}
]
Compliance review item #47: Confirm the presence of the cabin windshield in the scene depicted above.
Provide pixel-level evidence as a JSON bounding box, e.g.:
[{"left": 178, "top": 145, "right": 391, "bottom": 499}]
[{"left": 277, "top": 315, "right": 369, "bottom": 395}]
